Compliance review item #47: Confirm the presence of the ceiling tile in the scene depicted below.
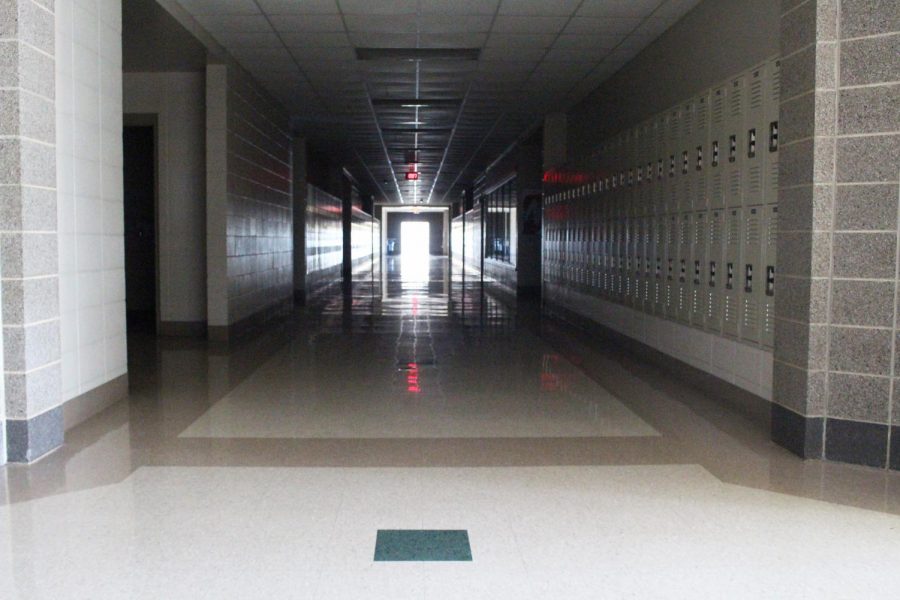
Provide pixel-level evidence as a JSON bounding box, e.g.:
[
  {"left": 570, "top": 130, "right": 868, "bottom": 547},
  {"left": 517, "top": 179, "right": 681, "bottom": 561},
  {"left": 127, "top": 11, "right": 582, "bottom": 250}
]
[
  {"left": 485, "top": 33, "right": 556, "bottom": 48},
  {"left": 497, "top": 0, "right": 581, "bottom": 16},
  {"left": 177, "top": 0, "right": 259, "bottom": 15},
  {"left": 271, "top": 14, "right": 345, "bottom": 33},
  {"left": 194, "top": 15, "right": 272, "bottom": 33},
  {"left": 491, "top": 15, "right": 568, "bottom": 34},
  {"left": 562, "top": 16, "right": 642, "bottom": 35},
  {"left": 339, "top": 0, "right": 417, "bottom": 14},
  {"left": 576, "top": 0, "right": 664, "bottom": 18},
  {"left": 256, "top": 0, "right": 339, "bottom": 13},
  {"left": 280, "top": 32, "right": 350, "bottom": 47},
  {"left": 418, "top": 0, "right": 500, "bottom": 15}
]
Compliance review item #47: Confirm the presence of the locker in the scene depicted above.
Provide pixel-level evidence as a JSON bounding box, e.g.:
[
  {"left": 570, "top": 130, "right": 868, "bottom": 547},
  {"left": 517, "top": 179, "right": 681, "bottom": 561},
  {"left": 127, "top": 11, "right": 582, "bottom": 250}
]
[
  {"left": 764, "top": 58, "right": 781, "bottom": 205},
  {"left": 708, "top": 85, "right": 727, "bottom": 210},
  {"left": 691, "top": 211, "right": 709, "bottom": 328},
  {"left": 653, "top": 215, "right": 665, "bottom": 316},
  {"left": 641, "top": 216, "right": 652, "bottom": 310},
  {"left": 762, "top": 205, "right": 778, "bottom": 348},
  {"left": 693, "top": 92, "right": 710, "bottom": 211},
  {"left": 723, "top": 208, "right": 742, "bottom": 337},
  {"left": 725, "top": 75, "right": 745, "bottom": 208},
  {"left": 677, "top": 213, "right": 692, "bottom": 323},
  {"left": 679, "top": 99, "right": 695, "bottom": 213},
  {"left": 665, "top": 214, "right": 678, "bottom": 319},
  {"left": 705, "top": 209, "right": 724, "bottom": 334},
  {"left": 743, "top": 66, "right": 766, "bottom": 207},
  {"left": 665, "top": 108, "right": 681, "bottom": 214},
  {"left": 740, "top": 206, "right": 763, "bottom": 343}
]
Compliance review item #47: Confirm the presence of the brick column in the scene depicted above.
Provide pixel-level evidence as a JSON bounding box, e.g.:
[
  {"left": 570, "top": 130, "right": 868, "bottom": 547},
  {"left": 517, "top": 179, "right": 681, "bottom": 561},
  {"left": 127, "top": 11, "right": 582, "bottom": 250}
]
[
  {"left": 773, "top": 0, "right": 900, "bottom": 469},
  {"left": 0, "top": 0, "right": 62, "bottom": 462}
]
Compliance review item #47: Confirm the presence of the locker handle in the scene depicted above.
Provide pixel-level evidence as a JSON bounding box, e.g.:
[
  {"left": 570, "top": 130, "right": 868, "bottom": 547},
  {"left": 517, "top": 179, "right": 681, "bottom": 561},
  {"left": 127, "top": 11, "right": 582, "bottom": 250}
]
[
  {"left": 729, "top": 135, "right": 737, "bottom": 163},
  {"left": 744, "top": 264, "right": 753, "bottom": 293},
  {"left": 682, "top": 151, "right": 689, "bottom": 175},
  {"left": 712, "top": 141, "right": 720, "bottom": 167},
  {"left": 709, "top": 261, "right": 717, "bottom": 287},
  {"left": 667, "top": 258, "right": 674, "bottom": 280},
  {"left": 769, "top": 121, "right": 779, "bottom": 152},
  {"left": 766, "top": 265, "right": 775, "bottom": 297},
  {"left": 693, "top": 260, "right": 701, "bottom": 285},
  {"left": 696, "top": 146, "right": 703, "bottom": 171},
  {"left": 726, "top": 262, "right": 734, "bottom": 289},
  {"left": 748, "top": 128, "right": 757, "bottom": 159},
  {"left": 679, "top": 259, "right": 686, "bottom": 282}
]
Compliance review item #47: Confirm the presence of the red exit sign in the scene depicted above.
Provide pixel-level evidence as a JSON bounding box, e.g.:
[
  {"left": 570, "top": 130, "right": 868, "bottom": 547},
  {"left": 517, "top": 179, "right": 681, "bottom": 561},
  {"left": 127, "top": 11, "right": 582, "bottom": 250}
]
[{"left": 405, "top": 172, "right": 419, "bottom": 181}]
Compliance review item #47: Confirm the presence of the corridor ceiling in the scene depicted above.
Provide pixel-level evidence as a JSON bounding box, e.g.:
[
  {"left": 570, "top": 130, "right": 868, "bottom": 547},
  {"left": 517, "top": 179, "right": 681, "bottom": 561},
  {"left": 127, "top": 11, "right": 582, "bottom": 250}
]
[{"left": 173, "top": 0, "right": 701, "bottom": 204}]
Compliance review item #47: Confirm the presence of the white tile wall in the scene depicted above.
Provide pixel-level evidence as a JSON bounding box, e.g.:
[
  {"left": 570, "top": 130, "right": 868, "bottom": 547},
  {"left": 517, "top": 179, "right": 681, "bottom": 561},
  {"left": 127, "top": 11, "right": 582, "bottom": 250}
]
[
  {"left": 549, "top": 284, "right": 773, "bottom": 400},
  {"left": 56, "top": 0, "right": 126, "bottom": 402},
  {"left": 123, "top": 72, "right": 207, "bottom": 324}
]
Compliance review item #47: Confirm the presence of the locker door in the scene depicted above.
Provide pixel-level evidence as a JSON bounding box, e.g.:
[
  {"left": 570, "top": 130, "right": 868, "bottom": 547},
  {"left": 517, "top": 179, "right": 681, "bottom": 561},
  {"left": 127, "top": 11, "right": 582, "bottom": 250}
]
[
  {"left": 741, "top": 206, "right": 763, "bottom": 343},
  {"left": 679, "top": 100, "right": 695, "bottom": 213},
  {"left": 709, "top": 85, "right": 727, "bottom": 210},
  {"left": 723, "top": 208, "right": 742, "bottom": 337},
  {"left": 744, "top": 66, "right": 766, "bottom": 207},
  {"left": 692, "top": 211, "right": 708, "bottom": 328},
  {"left": 653, "top": 215, "right": 665, "bottom": 315},
  {"left": 764, "top": 58, "right": 781, "bottom": 205},
  {"left": 677, "top": 213, "right": 692, "bottom": 323},
  {"left": 725, "top": 75, "right": 746, "bottom": 208},
  {"left": 642, "top": 216, "right": 652, "bottom": 309},
  {"left": 666, "top": 107, "right": 681, "bottom": 214},
  {"left": 706, "top": 210, "right": 725, "bottom": 333},
  {"left": 665, "top": 214, "right": 678, "bottom": 318},
  {"left": 694, "top": 91, "right": 710, "bottom": 211},
  {"left": 762, "top": 205, "right": 778, "bottom": 348}
]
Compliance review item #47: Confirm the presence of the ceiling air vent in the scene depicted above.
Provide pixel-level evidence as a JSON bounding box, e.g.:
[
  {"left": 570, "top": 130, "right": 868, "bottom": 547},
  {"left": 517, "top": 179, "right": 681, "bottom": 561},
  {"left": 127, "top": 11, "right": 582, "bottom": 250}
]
[{"left": 356, "top": 48, "right": 481, "bottom": 61}]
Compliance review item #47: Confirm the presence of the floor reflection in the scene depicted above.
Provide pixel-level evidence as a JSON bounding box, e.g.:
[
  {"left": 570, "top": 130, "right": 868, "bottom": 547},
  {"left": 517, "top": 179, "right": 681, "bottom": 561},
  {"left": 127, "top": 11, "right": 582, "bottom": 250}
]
[{"left": 0, "top": 256, "right": 899, "bottom": 520}]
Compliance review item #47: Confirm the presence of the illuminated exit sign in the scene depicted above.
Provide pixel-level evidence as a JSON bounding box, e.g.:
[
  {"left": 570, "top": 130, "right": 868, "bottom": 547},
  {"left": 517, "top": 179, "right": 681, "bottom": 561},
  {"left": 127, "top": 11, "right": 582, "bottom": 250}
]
[{"left": 405, "top": 172, "right": 419, "bottom": 181}]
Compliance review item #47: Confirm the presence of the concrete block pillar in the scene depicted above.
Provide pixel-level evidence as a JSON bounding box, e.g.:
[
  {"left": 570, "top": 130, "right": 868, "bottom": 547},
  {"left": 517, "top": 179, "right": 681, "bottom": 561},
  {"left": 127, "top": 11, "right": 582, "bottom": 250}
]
[
  {"left": 773, "top": 0, "right": 900, "bottom": 469},
  {"left": 0, "top": 0, "right": 62, "bottom": 463}
]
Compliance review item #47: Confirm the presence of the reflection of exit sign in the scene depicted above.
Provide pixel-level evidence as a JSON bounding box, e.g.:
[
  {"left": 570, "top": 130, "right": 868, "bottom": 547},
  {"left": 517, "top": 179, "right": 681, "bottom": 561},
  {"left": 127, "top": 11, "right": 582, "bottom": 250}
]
[{"left": 405, "top": 172, "right": 419, "bottom": 181}]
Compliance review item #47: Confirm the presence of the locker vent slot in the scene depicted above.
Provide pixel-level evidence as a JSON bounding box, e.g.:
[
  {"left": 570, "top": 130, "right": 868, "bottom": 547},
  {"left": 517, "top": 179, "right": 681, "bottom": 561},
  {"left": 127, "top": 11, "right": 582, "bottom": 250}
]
[{"left": 750, "top": 77, "right": 764, "bottom": 110}]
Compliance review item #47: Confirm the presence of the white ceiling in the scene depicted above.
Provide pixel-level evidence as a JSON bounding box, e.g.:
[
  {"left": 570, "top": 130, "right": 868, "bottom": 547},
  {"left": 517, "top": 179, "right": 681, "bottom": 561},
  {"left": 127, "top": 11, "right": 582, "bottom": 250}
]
[{"left": 173, "top": 0, "right": 702, "bottom": 204}]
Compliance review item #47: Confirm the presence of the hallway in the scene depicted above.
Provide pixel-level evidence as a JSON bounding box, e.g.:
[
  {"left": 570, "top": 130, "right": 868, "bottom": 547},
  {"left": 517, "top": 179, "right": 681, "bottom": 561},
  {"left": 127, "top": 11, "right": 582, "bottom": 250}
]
[{"left": 2, "top": 258, "right": 900, "bottom": 599}]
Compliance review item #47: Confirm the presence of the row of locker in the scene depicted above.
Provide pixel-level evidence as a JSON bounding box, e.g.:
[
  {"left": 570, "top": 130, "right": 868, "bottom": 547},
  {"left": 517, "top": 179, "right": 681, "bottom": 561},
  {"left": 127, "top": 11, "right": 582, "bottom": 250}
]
[
  {"left": 543, "top": 205, "right": 777, "bottom": 348},
  {"left": 545, "top": 57, "right": 782, "bottom": 214}
]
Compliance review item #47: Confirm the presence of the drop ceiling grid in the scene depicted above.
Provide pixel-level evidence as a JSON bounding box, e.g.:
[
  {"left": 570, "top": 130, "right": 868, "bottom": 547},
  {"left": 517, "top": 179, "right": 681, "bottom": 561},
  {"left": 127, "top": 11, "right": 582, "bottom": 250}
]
[{"left": 173, "top": 0, "right": 700, "bottom": 203}]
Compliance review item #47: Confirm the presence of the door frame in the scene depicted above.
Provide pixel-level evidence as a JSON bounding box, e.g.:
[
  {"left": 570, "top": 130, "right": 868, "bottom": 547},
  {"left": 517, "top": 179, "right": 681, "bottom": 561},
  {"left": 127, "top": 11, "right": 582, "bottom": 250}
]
[{"left": 123, "top": 113, "right": 161, "bottom": 335}]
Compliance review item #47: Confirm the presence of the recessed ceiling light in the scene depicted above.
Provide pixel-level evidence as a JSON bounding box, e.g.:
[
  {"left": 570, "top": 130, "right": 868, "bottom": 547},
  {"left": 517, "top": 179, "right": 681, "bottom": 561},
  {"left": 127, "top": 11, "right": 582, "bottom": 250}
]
[{"left": 372, "top": 98, "right": 463, "bottom": 108}]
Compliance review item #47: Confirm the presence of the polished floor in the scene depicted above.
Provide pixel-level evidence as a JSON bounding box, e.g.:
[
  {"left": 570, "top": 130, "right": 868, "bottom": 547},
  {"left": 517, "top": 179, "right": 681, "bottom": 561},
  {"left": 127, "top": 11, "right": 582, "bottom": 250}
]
[{"left": 2, "top": 255, "right": 900, "bottom": 599}]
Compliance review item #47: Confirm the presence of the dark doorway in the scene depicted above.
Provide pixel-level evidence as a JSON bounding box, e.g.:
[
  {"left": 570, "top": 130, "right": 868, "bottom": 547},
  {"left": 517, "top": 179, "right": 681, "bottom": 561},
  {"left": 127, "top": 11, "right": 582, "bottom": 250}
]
[{"left": 123, "top": 125, "right": 157, "bottom": 333}]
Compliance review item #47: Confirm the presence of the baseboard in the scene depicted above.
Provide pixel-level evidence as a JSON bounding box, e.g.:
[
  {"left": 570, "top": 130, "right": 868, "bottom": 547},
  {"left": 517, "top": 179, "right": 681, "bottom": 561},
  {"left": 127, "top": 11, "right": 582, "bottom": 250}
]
[
  {"left": 208, "top": 297, "right": 294, "bottom": 343},
  {"left": 63, "top": 374, "right": 130, "bottom": 431},
  {"left": 159, "top": 320, "right": 207, "bottom": 338},
  {"left": 544, "top": 299, "right": 771, "bottom": 426}
]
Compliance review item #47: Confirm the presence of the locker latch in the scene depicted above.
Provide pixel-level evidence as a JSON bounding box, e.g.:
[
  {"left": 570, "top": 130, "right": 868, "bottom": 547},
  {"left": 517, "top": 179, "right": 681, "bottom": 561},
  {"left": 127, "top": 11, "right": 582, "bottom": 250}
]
[
  {"left": 696, "top": 146, "right": 703, "bottom": 171},
  {"left": 709, "top": 261, "right": 717, "bottom": 287},
  {"left": 656, "top": 258, "right": 662, "bottom": 278},
  {"left": 628, "top": 169, "right": 634, "bottom": 186},
  {"left": 682, "top": 151, "right": 689, "bottom": 175},
  {"left": 726, "top": 262, "right": 734, "bottom": 289},
  {"left": 769, "top": 121, "right": 779, "bottom": 152},
  {"left": 729, "top": 135, "right": 737, "bottom": 163},
  {"left": 679, "top": 259, "right": 686, "bottom": 282},
  {"left": 669, "top": 155, "right": 676, "bottom": 177},
  {"left": 748, "top": 128, "right": 757, "bottom": 158},
  {"left": 658, "top": 159, "right": 664, "bottom": 180},
  {"left": 744, "top": 264, "right": 753, "bottom": 293},
  {"left": 766, "top": 266, "right": 775, "bottom": 297},
  {"left": 667, "top": 259, "right": 674, "bottom": 280},
  {"left": 694, "top": 260, "right": 701, "bottom": 285},
  {"left": 712, "top": 141, "right": 720, "bottom": 167}
]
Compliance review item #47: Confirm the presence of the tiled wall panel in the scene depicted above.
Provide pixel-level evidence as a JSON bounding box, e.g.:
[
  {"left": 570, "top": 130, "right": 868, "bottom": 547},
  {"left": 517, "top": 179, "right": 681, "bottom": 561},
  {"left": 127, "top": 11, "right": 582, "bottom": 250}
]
[
  {"left": 55, "top": 0, "right": 125, "bottom": 404},
  {"left": 207, "top": 64, "right": 292, "bottom": 331}
]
